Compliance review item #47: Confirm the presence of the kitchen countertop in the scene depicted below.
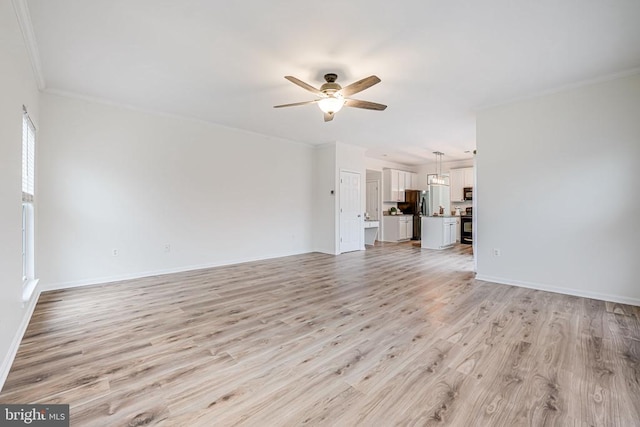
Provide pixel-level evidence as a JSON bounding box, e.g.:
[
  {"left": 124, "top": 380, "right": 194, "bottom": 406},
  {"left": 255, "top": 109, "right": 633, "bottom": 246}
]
[{"left": 383, "top": 214, "right": 465, "bottom": 218}]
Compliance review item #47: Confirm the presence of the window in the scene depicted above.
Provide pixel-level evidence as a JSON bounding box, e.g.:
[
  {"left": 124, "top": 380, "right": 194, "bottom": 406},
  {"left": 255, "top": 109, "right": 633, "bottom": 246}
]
[
  {"left": 22, "top": 109, "right": 35, "bottom": 201},
  {"left": 22, "top": 107, "right": 37, "bottom": 300}
]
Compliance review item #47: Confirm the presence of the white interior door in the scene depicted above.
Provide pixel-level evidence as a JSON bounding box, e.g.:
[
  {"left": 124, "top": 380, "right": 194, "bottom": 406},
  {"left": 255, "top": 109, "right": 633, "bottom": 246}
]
[
  {"left": 366, "top": 180, "right": 379, "bottom": 220},
  {"left": 340, "top": 171, "right": 362, "bottom": 253}
]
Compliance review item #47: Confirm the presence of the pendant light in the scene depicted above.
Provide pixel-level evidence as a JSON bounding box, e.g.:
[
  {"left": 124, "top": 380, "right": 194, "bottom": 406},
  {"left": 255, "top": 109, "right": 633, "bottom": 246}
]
[{"left": 431, "top": 151, "right": 447, "bottom": 185}]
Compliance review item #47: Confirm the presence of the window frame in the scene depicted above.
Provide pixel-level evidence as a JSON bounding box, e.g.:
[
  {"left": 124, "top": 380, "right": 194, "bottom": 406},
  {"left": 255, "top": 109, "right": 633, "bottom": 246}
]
[{"left": 21, "top": 106, "right": 37, "bottom": 301}]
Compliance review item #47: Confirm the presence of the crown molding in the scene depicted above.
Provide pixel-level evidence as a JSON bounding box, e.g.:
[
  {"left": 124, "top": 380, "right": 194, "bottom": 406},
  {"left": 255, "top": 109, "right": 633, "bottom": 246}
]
[
  {"left": 43, "top": 88, "right": 314, "bottom": 148},
  {"left": 12, "top": 0, "right": 45, "bottom": 90},
  {"left": 475, "top": 67, "right": 640, "bottom": 112}
]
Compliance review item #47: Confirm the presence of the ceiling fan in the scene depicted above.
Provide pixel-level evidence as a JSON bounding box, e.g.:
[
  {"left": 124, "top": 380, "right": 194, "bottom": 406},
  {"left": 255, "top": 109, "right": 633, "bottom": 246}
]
[{"left": 274, "top": 73, "right": 387, "bottom": 122}]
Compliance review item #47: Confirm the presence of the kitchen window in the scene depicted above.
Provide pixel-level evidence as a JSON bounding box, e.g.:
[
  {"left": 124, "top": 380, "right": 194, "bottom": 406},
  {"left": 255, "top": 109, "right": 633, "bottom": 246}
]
[{"left": 22, "top": 106, "right": 37, "bottom": 301}]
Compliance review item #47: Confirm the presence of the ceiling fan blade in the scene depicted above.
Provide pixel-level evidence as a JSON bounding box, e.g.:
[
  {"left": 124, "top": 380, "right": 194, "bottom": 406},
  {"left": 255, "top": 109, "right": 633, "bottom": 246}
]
[
  {"left": 324, "top": 112, "right": 334, "bottom": 122},
  {"left": 339, "top": 75, "right": 381, "bottom": 97},
  {"left": 344, "top": 99, "right": 387, "bottom": 111},
  {"left": 273, "top": 100, "right": 319, "bottom": 108},
  {"left": 284, "top": 76, "right": 324, "bottom": 96}
]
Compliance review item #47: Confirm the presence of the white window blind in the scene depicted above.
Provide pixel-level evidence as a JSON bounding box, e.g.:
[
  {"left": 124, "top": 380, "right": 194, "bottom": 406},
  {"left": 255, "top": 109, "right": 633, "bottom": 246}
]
[{"left": 22, "top": 108, "right": 35, "bottom": 201}]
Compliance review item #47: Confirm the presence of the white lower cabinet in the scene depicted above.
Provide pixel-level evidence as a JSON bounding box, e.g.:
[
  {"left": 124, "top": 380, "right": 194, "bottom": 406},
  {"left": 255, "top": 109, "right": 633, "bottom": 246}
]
[
  {"left": 447, "top": 219, "right": 457, "bottom": 245},
  {"left": 382, "top": 215, "right": 413, "bottom": 242},
  {"left": 402, "top": 216, "right": 413, "bottom": 240},
  {"left": 421, "top": 217, "right": 457, "bottom": 249}
]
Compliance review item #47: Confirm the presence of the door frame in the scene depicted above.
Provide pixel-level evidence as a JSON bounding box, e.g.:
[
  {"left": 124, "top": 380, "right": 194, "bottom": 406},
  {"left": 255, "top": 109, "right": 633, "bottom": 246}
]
[
  {"left": 366, "top": 179, "right": 380, "bottom": 221},
  {"left": 339, "top": 169, "right": 363, "bottom": 254}
]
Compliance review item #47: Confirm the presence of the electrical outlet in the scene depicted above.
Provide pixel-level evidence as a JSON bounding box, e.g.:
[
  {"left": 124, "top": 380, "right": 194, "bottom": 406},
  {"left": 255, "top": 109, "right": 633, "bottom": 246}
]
[
  {"left": 112, "top": 249, "right": 119, "bottom": 256},
  {"left": 493, "top": 248, "right": 501, "bottom": 257}
]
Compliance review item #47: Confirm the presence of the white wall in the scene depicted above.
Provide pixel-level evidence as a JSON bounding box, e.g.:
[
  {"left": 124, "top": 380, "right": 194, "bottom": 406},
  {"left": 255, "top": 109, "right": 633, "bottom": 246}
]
[
  {"left": 312, "top": 143, "right": 337, "bottom": 254},
  {"left": 312, "top": 142, "right": 367, "bottom": 254},
  {"left": 337, "top": 142, "right": 367, "bottom": 251},
  {"left": 0, "top": 1, "right": 42, "bottom": 389},
  {"left": 37, "top": 93, "right": 314, "bottom": 288},
  {"left": 476, "top": 73, "right": 640, "bottom": 305}
]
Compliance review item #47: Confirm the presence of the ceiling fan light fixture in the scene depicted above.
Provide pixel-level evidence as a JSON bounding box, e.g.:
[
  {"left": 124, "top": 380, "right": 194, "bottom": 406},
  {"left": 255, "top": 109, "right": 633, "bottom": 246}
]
[
  {"left": 318, "top": 96, "right": 345, "bottom": 114},
  {"left": 275, "top": 74, "right": 385, "bottom": 121}
]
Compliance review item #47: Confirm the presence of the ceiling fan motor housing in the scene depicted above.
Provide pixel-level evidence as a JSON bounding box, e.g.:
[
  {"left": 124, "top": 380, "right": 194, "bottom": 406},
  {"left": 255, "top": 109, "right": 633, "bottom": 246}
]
[
  {"left": 320, "top": 73, "right": 342, "bottom": 95},
  {"left": 324, "top": 73, "right": 338, "bottom": 82}
]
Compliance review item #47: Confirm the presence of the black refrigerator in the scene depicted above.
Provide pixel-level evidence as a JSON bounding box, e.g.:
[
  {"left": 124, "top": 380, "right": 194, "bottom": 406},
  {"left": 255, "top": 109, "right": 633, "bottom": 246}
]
[{"left": 398, "top": 190, "right": 423, "bottom": 240}]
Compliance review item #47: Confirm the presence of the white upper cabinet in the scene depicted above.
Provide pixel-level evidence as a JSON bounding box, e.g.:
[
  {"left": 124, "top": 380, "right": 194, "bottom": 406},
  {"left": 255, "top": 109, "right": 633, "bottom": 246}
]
[
  {"left": 407, "top": 172, "right": 418, "bottom": 190},
  {"left": 398, "top": 171, "right": 407, "bottom": 193},
  {"left": 464, "top": 168, "right": 473, "bottom": 188},
  {"left": 450, "top": 167, "right": 474, "bottom": 202},
  {"left": 383, "top": 169, "right": 401, "bottom": 202},
  {"left": 383, "top": 169, "right": 417, "bottom": 202}
]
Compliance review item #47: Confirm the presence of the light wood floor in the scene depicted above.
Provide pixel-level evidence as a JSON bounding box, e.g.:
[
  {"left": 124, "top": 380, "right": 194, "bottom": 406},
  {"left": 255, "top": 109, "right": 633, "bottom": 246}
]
[{"left": 1, "top": 243, "right": 639, "bottom": 426}]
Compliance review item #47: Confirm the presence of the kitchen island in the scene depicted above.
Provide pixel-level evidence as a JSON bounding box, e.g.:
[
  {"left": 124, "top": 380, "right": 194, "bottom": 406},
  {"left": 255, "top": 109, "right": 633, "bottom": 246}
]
[
  {"left": 421, "top": 216, "right": 457, "bottom": 249},
  {"left": 381, "top": 214, "right": 413, "bottom": 242}
]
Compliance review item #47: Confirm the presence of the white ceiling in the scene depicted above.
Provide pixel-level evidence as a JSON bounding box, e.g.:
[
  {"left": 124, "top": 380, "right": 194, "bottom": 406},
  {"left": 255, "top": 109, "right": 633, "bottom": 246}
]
[{"left": 25, "top": 0, "right": 640, "bottom": 165}]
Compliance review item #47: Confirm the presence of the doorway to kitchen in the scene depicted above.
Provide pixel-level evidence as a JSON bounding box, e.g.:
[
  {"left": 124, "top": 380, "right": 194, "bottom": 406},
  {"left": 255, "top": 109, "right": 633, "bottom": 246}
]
[
  {"left": 366, "top": 180, "right": 379, "bottom": 220},
  {"left": 339, "top": 170, "right": 362, "bottom": 253}
]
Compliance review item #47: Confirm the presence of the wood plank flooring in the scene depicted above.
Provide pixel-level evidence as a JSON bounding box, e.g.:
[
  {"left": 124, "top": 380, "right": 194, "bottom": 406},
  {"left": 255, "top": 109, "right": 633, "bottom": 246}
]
[{"left": 1, "top": 243, "right": 639, "bottom": 426}]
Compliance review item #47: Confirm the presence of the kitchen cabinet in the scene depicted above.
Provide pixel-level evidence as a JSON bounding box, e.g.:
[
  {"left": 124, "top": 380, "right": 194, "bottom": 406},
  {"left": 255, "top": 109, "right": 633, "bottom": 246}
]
[
  {"left": 450, "top": 167, "right": 474, "bottom": 202},
  {"left": 383, "top": 169, "right": 404, "bottom": 202},
  {"left": 383, "top": 169, "right": 418, "bottom": 202},
  {"left": 401, "top": 215, "right": 413, "bottom": 240},
  {"left": 447, "top": 219, "right": 457, "bottom": 245},
  {"left": 421, "top": 216, "right": 457, "bottom": 249},
  {"left": 381, "top": 215, "right": 413, "bottom": 242},
  {"left": 400, "top": 171, "right": 418, "bottom": 190},
  {"left": 398, "top": 171, "right": 407, "bottom": 193},
  {"left": 407, "top": 172, "right": 418, "bottom": 190},
  {"left": 455, "top": 217, "right": 461, "bottom": 242}
]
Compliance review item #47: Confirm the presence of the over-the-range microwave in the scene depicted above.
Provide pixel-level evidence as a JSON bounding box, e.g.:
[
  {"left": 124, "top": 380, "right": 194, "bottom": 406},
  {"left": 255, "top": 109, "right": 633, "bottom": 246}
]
[{"left": 464, "top": 187, "right": 473, "bottom": 201}]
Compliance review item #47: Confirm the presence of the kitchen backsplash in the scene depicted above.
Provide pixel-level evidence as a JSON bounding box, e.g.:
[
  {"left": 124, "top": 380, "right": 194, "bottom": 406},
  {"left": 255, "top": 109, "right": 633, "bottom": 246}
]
[
  {"left": 452, "top": 201, "right": 472, "bottom": 213},
  {"left": 380, "top": 196, "right": 471, "bottom": 216}
]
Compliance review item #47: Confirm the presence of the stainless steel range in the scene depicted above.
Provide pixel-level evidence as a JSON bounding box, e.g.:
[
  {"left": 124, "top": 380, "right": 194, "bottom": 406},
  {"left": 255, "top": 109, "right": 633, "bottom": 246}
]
[{"left": 461, "top": 207, "right": 472, "bottom": 244}]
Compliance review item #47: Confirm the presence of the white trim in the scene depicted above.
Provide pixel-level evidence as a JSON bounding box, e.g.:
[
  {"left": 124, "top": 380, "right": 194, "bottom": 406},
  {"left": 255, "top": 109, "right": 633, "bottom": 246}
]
[
  {"left": 39, "top": 250, "right": 313, "bottom": 292},
  {"left": 43, "top": 88, "right": 314, "bottom": 148},
  {"left": 475, "top": 274, "right": 640, "bottom": 307},
  {"left": 475, "top": 67, "right": 640, "bottom": 111},
  {"left": 22, "top": 278, "right": 39, "bottom": 302},
  {"left": 11, "top": 0, "right": 45, "bottom": 90},
  {"left": 0, "top": 289, "right": 41, "bottom": 392}
]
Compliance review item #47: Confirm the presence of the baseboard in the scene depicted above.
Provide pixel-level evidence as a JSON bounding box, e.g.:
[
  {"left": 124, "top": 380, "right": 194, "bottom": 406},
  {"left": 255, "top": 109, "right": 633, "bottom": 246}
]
[
  {"left": 39, "top": 250, "right": 314, "bottom": 292},
  {"left": 475, "top": 274, "right": 640, "bottom": 307},
  {"left": 0, "top": 289, "right": 41, "bottom": 392}
]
